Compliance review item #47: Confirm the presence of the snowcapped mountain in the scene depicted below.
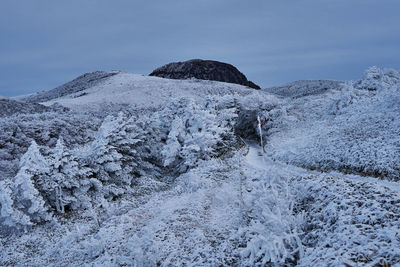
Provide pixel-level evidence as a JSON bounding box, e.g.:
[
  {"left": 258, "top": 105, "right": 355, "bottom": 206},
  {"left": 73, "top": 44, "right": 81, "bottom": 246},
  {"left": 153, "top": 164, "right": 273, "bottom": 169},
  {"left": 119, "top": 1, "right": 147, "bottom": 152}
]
[
  {"left": 36, "top": 72, "right": 262, "bottom": 111},
  {"left": 16, "top": 71, "right": 120, "bottom": 104},
  {"left": 1, "top": 67, "right": 400, "bottom": 266}
]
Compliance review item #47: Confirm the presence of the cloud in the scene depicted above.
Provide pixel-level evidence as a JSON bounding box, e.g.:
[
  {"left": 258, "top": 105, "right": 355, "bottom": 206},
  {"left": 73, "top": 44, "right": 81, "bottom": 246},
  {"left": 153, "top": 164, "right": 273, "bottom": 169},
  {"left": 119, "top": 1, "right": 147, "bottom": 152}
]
[{"left": 0, "top": 0, "right": 400, "bottom": 96}]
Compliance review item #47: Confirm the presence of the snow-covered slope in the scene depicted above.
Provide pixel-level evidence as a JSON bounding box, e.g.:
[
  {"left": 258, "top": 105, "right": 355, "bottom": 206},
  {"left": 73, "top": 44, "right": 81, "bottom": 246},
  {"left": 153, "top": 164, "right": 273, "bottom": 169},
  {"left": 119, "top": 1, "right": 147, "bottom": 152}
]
[
  {"left": 16, "top": 71, "right": 119, "bottom": 103},
  {"left": 1, "top": 66, "right": 400, "bottom": 266},
  {"left": 263, "top": 80, "right": 342, "bottom": 98},
  {"left": 41, "top": 73, "right": 261, "bottom": 111},
  {"left": 265, "top": 67, "right": 400, "bottom": 180},
  {"left": 1, "top": 145, "right": 399, "bottom": 266}
]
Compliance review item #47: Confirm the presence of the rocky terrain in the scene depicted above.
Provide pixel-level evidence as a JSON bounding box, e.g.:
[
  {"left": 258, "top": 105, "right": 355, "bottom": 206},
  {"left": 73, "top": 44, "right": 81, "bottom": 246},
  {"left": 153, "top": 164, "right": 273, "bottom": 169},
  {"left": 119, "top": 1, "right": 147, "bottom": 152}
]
[{"left": 149, "top": 59, "right": 261, "bottom": 89}]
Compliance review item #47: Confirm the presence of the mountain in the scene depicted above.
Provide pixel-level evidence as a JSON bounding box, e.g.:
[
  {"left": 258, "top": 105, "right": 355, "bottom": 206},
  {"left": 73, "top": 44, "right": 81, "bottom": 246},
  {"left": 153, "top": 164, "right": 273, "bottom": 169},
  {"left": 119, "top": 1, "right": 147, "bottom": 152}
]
[
  {"left": 38, "top": 72, "right": 264, "bottom": 111},
  {"left": 17, "top": 71, "right": 119, "bottom": 103},
  {"left": 149, "top": 59, "right": 261, "bottom": 89},
  {"left": 263, "top": 80, "right": 342, "bottom": 98},
  {"left": 1, "top": 66, "right": 400, "bottom": 266}
]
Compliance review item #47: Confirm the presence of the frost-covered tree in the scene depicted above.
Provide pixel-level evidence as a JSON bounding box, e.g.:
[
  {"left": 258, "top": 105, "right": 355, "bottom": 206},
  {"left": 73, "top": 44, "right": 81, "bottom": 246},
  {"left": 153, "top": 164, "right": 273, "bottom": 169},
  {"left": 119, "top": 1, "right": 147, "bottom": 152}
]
[
  {"left": 87, "top": 112, "right": 153, "bottom": 198},
  {"left": 88, "top": 113, "right": 127, "bottom": 188},
  {"left": 45, "top": 137, "right": 93, "bottom": 213},
  {"left": 0, "top": 180, "right": 32, "bottom": 231},
  {"left": 10, "top": 141, "right": 51, "bottom": 225},
  {"left": 158, "top": 97, "right": 237, "bottom": 173}
]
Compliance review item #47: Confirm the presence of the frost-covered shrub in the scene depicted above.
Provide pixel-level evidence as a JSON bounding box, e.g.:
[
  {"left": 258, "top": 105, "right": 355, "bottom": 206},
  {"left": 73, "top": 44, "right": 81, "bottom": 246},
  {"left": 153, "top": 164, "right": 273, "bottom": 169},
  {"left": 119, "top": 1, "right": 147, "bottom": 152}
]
[
  {"left": 355, "top": 66, "right": 400, "bottom": 91},
  {"left": 234, "top": 91, "right": 284, "bottom": 142},
  {"left": 239, "top": 167, "right": 303, "bottom": 266},
  {"left": 0, "top": 110, "right": 102, "bottom": 186},
  {"left": 43, "top": 137, "right": 94, "bottom": 212},
  {"left": 86, "top": 112, "right": 159, "bottom": 198},
  {"left": 292, "top": 174, "right": 400, "bottom": 266},
  {"left": 267, "top": 66, "right": 400, "bottom": 180},
  {"left": 264, "top": 80, "right": 342, "bottom": 98},
  {"left": 328, "top": 82, "right": 362, "bottom": 115},
  {"left": 0, "top": 180, "right": 32, "bottom": 232},
  {"left": 0, "top": 109, "right": 163, "bottom": 232},
  {"left": 0, "top": 141, "right": 52, "bottom": 232},
  {"left": 13, "top": 141, "right": 51, "bottom": 221},
  {"left": 158, "top": 97, "right": 237, "bottom": 173}
]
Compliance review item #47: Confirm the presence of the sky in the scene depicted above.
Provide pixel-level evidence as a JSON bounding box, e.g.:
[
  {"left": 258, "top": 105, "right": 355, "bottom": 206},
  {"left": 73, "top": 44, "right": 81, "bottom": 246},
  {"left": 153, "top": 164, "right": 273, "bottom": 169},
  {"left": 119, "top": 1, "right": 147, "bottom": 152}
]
[{"left": 1, "top": 0, "right": 400, "bottom": 97}]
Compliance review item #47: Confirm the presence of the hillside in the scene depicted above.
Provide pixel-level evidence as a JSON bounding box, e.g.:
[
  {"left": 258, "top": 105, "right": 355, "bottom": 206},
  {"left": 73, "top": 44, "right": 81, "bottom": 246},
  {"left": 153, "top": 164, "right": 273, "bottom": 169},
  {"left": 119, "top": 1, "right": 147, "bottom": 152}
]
[
  {"left": 17, "top": 71, "right": 119, "bottom": 104},
  {"left": 263, "top": 80, "right": 342, "bottom": 98},
  {"left": 0, "top": 99, "right": 53, "bottom": 117},
  {"left": 266, "top": 67, "right": 400, "bottom": 180},
  {"left": 0, "top": 67, "right": 399, "bottom": 266},
  {"left": 38, "top": 72, "right": 265, "bottom": 112}
]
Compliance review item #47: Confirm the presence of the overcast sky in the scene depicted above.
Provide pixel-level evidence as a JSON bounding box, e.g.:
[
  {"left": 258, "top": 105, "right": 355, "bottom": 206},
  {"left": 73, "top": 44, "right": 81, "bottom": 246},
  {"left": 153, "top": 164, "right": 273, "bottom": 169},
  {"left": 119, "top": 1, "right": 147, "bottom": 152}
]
[{"left": 1, "top": 0, "right": 400, "bottom": 97}]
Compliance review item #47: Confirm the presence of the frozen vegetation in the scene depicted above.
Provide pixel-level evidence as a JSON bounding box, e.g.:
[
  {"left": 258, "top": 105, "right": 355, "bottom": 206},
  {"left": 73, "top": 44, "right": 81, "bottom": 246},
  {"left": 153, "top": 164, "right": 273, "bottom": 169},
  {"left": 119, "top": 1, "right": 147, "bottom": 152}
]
[
  {"left": 266, "top": 67, "right": 400, "bottom": 180},
  {"left": 263, "top": 79, "right": 342, "bottom": 98},
  {"left": 0, "top": 66, "right": 399, "bottom": 266}
]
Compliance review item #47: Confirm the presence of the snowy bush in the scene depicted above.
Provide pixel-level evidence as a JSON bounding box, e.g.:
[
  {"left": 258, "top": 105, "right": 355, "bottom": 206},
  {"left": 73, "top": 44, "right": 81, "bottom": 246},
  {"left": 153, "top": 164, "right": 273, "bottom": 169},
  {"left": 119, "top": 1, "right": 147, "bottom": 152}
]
[
  {"left": 233, "top": 91, "right": 285, "bottom": 143},
  {"left": 0, "top": 110, "right": 101, "bottom": 187},
  {"left": 0, "top": 180, "right": 32, "bottom": 232},
  {"left": 158, "top": 97, "right": 237, "bottom": 173},
  {"left": 85, "top": 112, "right": 159, "bottom": 199},
  {"left": 0, "top": 109, "right": 162, "bottom": 233},
  {"left": 355, "top": 66, "right": 400, "bottom": 91},
  {"left": 267, "top": 66, "right": 400, "bottom": 180},
  {"left": 0, "top": 141, "right": 52, "bottom": 232},
  {"left": 43, "top": 137, "right": 94, "bottom": 213},
  {"left": 239, "top": 167, "right": 303, "bottom": 266},
  {"left": 292, "top": 174, "right": 400, "bottom": 266}
]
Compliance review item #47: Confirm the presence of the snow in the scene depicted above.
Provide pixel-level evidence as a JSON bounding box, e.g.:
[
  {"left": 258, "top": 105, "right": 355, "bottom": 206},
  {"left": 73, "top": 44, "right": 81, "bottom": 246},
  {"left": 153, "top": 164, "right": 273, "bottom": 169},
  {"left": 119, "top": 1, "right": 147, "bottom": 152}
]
[
  {"left": 15, "top": 71, "right": 119, "bottom": 103},
  {"left": 263, "top": 80, "right": 343, "bottom": 98},
  {"left": 1, "top": 66, "right": 400, "bottom": 266},
  {"left": 41, "top": 73, "right": 257, "bottom": 111},
  {"left": 2, "top": 143, "right": 398, "bottom": 266},
  {"left": 265, "top": 69, "right": 400, "bottom": 180}
]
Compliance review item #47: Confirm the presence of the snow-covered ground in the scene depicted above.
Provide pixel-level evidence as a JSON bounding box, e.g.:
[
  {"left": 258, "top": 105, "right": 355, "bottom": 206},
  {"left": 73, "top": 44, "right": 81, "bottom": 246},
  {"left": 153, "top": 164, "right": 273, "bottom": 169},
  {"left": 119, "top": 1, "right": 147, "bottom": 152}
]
[
  {"left": 1, "top": 67, "right": 400, "bottom": 266},
  {"left": 263, "top": 79, "right": 342, "bottom": 98},
  {"left": 40, "top": 73, "right": 260, "bottom": 111},
  {"left": 266, "top": 67, "right": 400, "bottom": 180},
  {"left": 1, "top": 145, "right": 399, "bottom": 266}
]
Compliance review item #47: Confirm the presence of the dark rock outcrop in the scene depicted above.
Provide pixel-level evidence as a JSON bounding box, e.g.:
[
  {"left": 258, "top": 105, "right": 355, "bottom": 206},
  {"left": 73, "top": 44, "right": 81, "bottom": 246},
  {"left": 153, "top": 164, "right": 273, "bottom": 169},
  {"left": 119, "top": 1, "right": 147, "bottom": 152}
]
[{"left": 150, "top": 59, "right": 260, "bottom": 89}]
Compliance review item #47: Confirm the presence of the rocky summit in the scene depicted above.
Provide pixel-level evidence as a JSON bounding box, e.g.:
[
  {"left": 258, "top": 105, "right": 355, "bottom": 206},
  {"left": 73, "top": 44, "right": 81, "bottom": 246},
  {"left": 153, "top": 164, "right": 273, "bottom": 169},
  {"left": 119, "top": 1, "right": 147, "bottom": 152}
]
[{"left": 149, "top": 59, "right": 261, "bottom": 89}]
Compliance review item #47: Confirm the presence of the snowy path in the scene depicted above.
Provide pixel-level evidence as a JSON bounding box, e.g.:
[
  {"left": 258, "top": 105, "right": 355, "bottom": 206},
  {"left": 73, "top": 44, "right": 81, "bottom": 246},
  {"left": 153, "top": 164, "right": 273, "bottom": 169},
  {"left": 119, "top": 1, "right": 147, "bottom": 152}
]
[{"left": 1, "top": 146, "right": 400, "bottom": 266}]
